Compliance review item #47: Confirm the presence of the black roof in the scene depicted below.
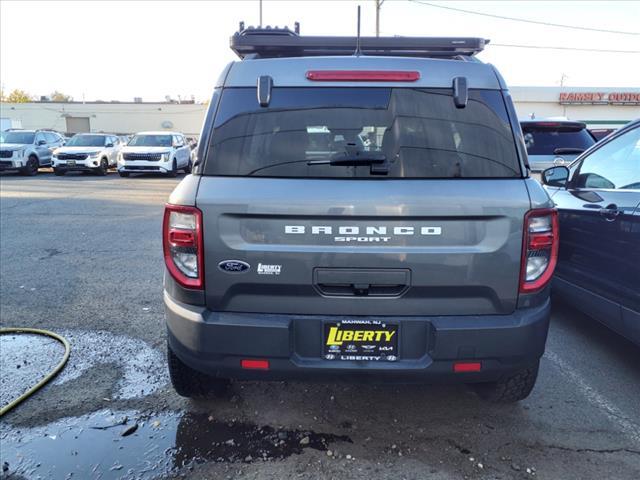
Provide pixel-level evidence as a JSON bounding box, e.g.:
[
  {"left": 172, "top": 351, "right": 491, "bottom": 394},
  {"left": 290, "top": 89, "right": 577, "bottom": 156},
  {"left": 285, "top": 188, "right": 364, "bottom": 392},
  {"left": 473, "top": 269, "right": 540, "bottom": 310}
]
[{"left": 230, "top": 25, "right": 488, "bottom": 60}]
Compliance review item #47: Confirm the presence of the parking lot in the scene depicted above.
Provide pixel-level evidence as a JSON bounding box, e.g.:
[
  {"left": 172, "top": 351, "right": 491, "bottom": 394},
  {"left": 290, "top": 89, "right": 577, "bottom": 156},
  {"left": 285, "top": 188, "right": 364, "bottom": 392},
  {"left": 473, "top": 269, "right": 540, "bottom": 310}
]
[{"left": 1, "top": 172, "right": 639, "bottom": 480}]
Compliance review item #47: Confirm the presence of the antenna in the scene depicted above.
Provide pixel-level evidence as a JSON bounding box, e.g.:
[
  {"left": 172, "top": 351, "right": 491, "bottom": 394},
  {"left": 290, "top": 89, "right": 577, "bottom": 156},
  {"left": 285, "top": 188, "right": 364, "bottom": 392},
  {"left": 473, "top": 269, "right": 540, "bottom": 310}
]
[{"left": 354, "top": 5, "right": 362, "bottom": 56}]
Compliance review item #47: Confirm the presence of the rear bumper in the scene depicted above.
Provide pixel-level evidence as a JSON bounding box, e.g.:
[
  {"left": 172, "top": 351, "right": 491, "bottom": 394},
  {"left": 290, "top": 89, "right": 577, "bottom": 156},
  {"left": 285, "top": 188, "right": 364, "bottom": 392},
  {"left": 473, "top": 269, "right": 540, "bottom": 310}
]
[{"left": 165, "top": 291, "right": 550, "bottom": 383}]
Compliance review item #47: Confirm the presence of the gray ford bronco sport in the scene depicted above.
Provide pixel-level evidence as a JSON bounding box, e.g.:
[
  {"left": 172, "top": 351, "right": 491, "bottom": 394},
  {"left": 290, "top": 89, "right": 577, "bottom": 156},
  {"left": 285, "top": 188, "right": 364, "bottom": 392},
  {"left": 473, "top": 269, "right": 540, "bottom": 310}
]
[{"left": 163, "top": 26, "right": 557, "bottom": 403}]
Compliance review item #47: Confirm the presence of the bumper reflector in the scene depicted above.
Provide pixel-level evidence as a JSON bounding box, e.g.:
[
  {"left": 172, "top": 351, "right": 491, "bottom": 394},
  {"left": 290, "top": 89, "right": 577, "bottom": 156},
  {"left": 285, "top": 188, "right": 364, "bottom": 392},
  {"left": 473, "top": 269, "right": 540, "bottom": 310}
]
[
  {"left": 453, "top": 362, "right": 482, "bottom": 373},
  {"left": 241, "top": 359, "right": 270, "bottom": 370}
]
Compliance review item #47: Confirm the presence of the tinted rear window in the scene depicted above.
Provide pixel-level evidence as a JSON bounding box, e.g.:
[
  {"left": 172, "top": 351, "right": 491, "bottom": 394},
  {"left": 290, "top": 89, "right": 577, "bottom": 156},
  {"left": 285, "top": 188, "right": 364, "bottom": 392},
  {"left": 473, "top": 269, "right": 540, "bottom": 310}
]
[
  {"left": 522, "top": 126, "right": 595, "bottom": 155},
  {"left": 202, "top": 87, "right": 521, "bottom": 178}
]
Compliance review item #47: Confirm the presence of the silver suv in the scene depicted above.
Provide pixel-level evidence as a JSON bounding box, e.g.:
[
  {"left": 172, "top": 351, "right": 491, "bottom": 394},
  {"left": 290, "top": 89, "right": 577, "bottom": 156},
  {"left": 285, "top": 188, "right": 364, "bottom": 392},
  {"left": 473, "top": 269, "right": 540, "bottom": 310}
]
[
  {"left": 521, "top": 119, "right": 596, "bottom": 172},
  {"left": 163, "top": 27, "right": 557, "bottom": 403},
  {"left": 0, "top": 129, "right": 65, "bottom": 175}
]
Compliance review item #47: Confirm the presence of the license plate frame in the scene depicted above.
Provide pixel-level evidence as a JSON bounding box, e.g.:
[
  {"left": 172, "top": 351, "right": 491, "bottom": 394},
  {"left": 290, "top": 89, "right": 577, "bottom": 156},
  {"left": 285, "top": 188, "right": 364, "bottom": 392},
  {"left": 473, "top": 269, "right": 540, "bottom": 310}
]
[
  {"left": 323, "top": 319, "right": 398, "bottom": 362},
  {"left": 67, "top": 160, "right": 76, "bottom": 166}
]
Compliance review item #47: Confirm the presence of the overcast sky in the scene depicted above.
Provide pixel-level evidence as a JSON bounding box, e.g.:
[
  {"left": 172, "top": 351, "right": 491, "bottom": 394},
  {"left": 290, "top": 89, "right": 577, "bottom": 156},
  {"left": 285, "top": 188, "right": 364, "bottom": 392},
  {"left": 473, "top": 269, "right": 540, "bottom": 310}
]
[{"left": 1, "top": 0, "right": 639, "bottom": 102}]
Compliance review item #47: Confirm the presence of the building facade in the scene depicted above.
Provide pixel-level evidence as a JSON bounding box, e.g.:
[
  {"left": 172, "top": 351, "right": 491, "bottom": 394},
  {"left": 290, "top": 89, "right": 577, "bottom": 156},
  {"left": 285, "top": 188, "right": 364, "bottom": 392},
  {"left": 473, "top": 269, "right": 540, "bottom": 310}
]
[
  {"left": 2, "top": 87, "right": 639, "bottom": 137},
  {"left": 510, "top": 87, "right": 640, "bottom": 130}
]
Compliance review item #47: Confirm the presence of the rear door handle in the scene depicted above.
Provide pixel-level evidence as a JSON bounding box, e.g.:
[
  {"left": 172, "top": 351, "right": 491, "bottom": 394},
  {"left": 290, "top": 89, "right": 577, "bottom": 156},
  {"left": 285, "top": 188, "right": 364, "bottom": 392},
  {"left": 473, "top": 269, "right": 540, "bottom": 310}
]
[{"left": 599, "top": 204, "right": 620, "bottom": 221}]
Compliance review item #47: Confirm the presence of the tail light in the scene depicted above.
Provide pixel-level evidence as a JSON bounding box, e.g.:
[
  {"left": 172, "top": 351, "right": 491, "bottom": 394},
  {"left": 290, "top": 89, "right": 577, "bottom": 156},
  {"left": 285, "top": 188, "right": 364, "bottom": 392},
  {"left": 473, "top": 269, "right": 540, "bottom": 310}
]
[
  {"left": 163, "top": 204, "right": 203, "bottom": 289},
  {"left": 520, "top": 209, "right": 559, "bottom": 293}
]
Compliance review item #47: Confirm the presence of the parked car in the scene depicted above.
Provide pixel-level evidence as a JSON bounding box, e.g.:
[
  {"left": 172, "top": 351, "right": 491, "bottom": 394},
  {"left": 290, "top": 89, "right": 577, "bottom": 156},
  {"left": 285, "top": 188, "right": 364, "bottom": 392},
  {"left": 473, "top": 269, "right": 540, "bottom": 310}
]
[
  {"left": 541, "top": 119, "right": 640, "bottom": 346},
  {"left": 186, "top": 136, "right": 198, "bottom": 163},
  {"left": 117, "top": 131, "right": 191, "bottom": 177},
  {"left": 521, "top": 120, "right": 596, "bottom": 172},
  {"left": 163, "top": 27, "right": 558, "bottom": 403},
  {"left": 51, "top": 133, "right": 121, "bottom": 175},
  {"left": 589, "top": 128, "right": 617, "bottom": 142},
  {"left": 0, "top": 129, "right": 65, "bottom": 175}
]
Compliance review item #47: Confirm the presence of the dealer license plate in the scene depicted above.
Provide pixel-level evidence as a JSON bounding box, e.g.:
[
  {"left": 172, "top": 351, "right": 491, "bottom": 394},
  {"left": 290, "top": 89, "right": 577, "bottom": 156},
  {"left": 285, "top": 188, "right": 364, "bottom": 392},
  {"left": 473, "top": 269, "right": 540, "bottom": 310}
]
[
  {"left": 67, "top": 160, "right": 76, "bottom": 166},
  {"left": 323, "top": 319, "right": 398, "bottom": 361}
]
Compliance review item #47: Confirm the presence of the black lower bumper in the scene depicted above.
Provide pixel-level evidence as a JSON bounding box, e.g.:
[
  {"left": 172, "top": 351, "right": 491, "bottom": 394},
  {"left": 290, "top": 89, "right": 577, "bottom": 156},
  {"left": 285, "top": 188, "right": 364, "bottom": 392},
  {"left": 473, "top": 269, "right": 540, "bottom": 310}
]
[
  {"left": 57, "top": 165, "right": 99, "bottom": 172},
  {"left": 165, "top": 292, "right": 550, "bottom": 383}
]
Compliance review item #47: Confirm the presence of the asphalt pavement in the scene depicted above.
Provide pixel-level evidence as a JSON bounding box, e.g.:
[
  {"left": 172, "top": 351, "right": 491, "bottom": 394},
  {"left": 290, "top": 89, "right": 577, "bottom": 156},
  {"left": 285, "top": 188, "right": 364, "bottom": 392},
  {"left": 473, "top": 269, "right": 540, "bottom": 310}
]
[{"left": 1, "top": 171, "right": 639, "bottom": 480}]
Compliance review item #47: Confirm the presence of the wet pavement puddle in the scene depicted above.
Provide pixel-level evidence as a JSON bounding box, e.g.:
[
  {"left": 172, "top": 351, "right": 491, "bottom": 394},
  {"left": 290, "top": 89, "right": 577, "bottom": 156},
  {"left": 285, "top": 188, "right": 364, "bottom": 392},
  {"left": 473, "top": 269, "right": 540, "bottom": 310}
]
[{"left": 0, "top": 410, "right": 351, "bottom": 478}]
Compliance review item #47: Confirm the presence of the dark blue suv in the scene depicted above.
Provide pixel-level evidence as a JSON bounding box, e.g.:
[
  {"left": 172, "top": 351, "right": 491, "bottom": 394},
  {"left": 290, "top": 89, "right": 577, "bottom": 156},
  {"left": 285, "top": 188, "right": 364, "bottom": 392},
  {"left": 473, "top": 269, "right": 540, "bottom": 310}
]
[{"left": 541, "top": 120, "right": 640, "bottom": 346}]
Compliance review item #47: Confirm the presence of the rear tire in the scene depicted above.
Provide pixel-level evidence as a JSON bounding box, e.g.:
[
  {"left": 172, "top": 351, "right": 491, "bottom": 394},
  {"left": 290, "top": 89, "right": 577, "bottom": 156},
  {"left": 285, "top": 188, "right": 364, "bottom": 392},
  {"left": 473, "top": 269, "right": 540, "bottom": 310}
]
[
  {"left": 168, "top": 343, "right": 230, "bottom": 398},
  {"left": 53, "top": 168, "right": 65, "bottom": 176},
  {"left": 20, "top": 156, "right": 39, "bottom": 176},
  {"left": 118, "top": 171, "right": 130, "bottom": 178},
  {"left": 473, "top": 361, "right": 539, "bottom": 403}
]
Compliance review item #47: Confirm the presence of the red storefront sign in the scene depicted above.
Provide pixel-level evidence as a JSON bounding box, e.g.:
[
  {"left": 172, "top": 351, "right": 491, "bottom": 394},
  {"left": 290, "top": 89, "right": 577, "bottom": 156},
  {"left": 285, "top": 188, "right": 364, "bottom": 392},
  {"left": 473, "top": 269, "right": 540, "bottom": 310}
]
[{"left": 559, "top": 92, "right": 640, "bottom": 105}]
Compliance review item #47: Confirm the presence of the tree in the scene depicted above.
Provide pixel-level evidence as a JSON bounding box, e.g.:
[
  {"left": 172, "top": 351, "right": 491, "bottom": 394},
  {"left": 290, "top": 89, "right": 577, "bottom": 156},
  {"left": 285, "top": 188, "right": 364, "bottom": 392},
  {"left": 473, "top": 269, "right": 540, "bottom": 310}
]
[
  {"left": 5, "top": 89, "right": 32, "bottom": 103},
  {"left": 50, "top": 90, "right": 73, "bottom": 102}
]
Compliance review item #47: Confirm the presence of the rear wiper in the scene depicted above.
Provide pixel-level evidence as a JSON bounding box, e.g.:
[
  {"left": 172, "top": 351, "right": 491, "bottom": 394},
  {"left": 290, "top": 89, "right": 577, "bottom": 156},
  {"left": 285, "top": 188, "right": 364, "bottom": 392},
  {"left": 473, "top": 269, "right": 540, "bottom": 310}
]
[
  {"left": 308, "top": 151, "right": 389, "bottom": 174},
  {"left": 553, "top": 147, "right": 585, "bottom": 155}
]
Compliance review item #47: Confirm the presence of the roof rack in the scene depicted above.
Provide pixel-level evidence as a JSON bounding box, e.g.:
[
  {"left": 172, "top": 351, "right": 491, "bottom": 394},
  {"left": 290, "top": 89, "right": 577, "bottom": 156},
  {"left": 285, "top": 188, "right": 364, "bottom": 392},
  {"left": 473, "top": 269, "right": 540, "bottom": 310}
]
[{"left": 231, "top": 23, "right": 488, "bottom": 60}]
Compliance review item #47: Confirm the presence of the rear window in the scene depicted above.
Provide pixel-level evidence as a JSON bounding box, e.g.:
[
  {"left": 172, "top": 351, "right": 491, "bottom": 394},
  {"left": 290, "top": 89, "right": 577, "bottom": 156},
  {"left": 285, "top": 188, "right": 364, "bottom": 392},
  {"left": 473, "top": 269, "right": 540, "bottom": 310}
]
[
  {"left": 202, "top": 87, "right": 521, "bottom": 178},
  {"left": 522, "top": 125, "right": 595, "bottom": 155}
]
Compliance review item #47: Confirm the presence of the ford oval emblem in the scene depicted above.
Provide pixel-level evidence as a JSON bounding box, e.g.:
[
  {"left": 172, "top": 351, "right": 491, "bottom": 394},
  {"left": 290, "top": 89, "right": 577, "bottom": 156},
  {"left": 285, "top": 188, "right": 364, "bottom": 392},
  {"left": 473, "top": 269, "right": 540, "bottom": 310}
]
[{"left": 218, "top": 260, "right": 250, "bottom": 273}]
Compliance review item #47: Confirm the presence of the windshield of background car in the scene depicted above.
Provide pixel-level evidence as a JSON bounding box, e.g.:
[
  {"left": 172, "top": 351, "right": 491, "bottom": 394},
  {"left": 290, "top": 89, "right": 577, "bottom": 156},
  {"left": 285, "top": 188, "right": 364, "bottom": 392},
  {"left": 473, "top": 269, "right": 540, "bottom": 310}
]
[
  {"left": 0, "top": 132, "right": 36, "bottom": 144},
  {"left": 128, "top": 135, "right": 172, "bottom": 147},
  {"left": 522, "top": 125, "right": 595, "bottom": 155},
  {"left": 66, "top": 135, "right": 107, "bottom": 147},
  {"left": 203, "top": 87, "right": 521, "bottom": 178}
]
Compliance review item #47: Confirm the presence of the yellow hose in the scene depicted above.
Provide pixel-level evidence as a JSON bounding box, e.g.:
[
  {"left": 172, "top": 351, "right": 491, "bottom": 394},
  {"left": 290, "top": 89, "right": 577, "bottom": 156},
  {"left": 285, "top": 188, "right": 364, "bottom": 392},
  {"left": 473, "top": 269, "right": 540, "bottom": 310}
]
[{"left": 0, "top": 327, "right": 70, "bottom": 417}]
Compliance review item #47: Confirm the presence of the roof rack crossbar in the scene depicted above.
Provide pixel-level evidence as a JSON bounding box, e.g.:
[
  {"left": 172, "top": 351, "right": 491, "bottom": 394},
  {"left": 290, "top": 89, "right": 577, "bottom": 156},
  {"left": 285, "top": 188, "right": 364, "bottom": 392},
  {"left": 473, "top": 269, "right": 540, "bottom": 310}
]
[{"left": 231, "top": 25, "right": 488, "bottom": 60}]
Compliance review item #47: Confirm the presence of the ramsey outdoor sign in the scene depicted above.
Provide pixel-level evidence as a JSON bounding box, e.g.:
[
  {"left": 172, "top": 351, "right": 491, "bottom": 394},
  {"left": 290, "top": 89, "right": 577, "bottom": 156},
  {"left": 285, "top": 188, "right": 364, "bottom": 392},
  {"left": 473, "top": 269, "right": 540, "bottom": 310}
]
[{"left": 559, "top": 92, "right": 640, "bottom": 105}]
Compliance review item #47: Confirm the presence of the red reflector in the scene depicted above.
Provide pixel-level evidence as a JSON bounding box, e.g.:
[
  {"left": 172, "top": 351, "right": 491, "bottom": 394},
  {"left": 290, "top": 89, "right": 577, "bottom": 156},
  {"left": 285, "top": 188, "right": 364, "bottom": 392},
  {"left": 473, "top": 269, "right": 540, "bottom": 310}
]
[
  {"left": 453, "top": 362, "right": 482, "bottom": 373},
  {"left": 241, "top": 359, "right": 270, "bottom": 370},
  {"left": 529, "top": 232, "right": 554, "bottom": 250},
  {"left": 168, "top": 229, "right": 195, "bottom": 246},
  {"left": 306, "top": 70, "right": 420, "bottom": 82}
]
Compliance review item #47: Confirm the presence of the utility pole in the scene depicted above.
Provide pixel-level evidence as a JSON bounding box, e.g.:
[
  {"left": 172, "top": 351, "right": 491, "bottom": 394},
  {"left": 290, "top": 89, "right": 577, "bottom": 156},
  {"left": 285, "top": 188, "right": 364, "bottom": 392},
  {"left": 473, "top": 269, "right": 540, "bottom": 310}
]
[
  {"left": 560, "top": 73, "right": 568, "bottom": 116},
  {"left": 560, "top": 73, "right": 568, "bottom": 87},
  {"left": 259, "top": 0, "right": 263, "bottom": 26},
  {"left": 375, "top": 0, "right": 384, "bottom": 37}
]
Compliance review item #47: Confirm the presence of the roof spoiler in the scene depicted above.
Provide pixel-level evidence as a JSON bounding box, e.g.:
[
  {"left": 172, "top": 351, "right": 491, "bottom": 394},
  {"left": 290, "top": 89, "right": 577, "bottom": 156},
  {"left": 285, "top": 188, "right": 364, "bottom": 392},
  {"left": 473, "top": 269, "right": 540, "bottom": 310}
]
[{"left": 231, "top": 23, "right": 488, "bottom": 60}]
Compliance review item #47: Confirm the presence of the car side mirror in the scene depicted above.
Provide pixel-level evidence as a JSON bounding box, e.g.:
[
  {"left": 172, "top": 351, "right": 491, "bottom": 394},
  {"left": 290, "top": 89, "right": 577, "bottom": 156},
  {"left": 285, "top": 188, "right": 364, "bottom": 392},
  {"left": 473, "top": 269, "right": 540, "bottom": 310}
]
[
  {"left": 37, "top": 140, "right": 46, "bottom": 146},
  {"left": 105, "top": 143, "right": 114, "bottom": 148},
  {"left": 541, "top": 166, "right": 570, "bottom": 188}
]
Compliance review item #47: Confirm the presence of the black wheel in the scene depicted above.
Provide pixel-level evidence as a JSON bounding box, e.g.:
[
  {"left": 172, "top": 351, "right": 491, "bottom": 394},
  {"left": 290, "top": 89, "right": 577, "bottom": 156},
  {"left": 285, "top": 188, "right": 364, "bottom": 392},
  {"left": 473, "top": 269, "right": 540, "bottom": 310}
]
[
  {"left": 168, "top": 343, "right": 230, "bottom": 398},
  {"left": 473, "top": 361, "right": 539, "bottom": 403},
  {"left": 53, "top": 168, "right": 65, "bottom": 176},
  {"left": 118, "top": 171, "right": 130, "bottom": 178},
  {"left": 167, "top": 160, "right": 177, "bottom": 178},
  {"left": 20, "top": 156, "right": 39, "bottom": 176},
  {"left": 96, "top": 158, "right": 108, "bottom": 176},
  {"left": 184, "top": 161, "right": 192, "bottom": 174}
]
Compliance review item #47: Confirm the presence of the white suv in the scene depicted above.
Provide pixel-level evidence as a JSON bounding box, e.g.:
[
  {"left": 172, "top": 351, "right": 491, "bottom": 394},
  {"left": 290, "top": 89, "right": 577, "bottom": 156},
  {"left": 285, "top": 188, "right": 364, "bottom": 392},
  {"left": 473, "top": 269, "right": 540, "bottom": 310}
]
[
  {"left": 52, "top": 133, "right": 121, "bottom": 175},
  {"left": 117, "top": 131, "right": 191, "bottom": 177}
]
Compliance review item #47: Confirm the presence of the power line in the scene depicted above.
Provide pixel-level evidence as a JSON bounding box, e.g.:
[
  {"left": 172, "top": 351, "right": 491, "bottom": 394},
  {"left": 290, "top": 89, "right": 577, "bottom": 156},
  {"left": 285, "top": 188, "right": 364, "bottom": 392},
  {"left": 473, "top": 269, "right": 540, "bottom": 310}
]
[
  {"left": 491, "top": 43, "right": 640, "bottom": 54},
  {"left": 409, "top": 0, "right": 640, "bottom": 36}
]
